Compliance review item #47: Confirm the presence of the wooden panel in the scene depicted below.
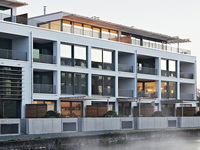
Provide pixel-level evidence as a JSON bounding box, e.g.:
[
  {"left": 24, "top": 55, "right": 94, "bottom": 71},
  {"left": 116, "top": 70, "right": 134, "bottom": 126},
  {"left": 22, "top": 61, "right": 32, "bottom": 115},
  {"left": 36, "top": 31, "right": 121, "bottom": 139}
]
[
  {"left": 120, "top": 36, "right": 131, "bottom": 44},
  {"left": 134, "top": 106, "right": 154, "bottom": 117},
  {"left": 176, "top": 107, "right": 196, "bottom": 116},
  {"left": 97, "top": 106, "right": 107, "bottom": 117}
]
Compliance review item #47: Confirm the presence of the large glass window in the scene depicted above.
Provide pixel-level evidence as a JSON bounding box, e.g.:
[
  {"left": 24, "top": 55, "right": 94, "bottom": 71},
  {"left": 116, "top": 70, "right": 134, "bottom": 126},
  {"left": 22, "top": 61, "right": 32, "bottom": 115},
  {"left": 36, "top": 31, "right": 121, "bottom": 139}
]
[
  {"left": 92, "top": 75, "right": 114, "bottom": 96},
  {"left": 0, "top": 6, "right": 11, "bottom": 21},
  {"left": 74, "top": 45, "right": 87, "bottom": 67},
  {"left": 91, "top": 48, "right": 103, "bottom": 69},
  {"left": 60, "top": 44, "right": 87, "bottom": 67},
  {"left": 63, "top": 20, "right": 71, "bottom": 33},
  {"left": 50, "top": 20, "right": 61, "bottom": 31},
  {"left": 84, "top": 24, "right": 92, "bottom": 37},
  {"left": 161, "top": 59, "right": 176, "bottom": 77},
  {"left": 74, "top": 22, "right": 83, "bottom": 35},
  {"left": 161, "top": 82, "right": 176, "bottom": 99},
  {"left": 93, "top": 27, "right": 100, "bottom": 38},
  {"left": 61, "top": 101, "right": 82, "bottom": 118},
  {"left": 33, "top": 100, "right": 56, "bottom": 111},
  {"left": 60, "top": 44, "right": 73, "bottom": 66},
  {"left": 61, "top": 72, "right": 87, "bottom": 95},
  {"left": 91, "top": 48, "right": 114, "bottom": 70},
  {"left": 102, "top": 28, "right": 109, "bottom": 39},
  {"left": 169, "top": 60, "right": 176, "bottom": 77}
]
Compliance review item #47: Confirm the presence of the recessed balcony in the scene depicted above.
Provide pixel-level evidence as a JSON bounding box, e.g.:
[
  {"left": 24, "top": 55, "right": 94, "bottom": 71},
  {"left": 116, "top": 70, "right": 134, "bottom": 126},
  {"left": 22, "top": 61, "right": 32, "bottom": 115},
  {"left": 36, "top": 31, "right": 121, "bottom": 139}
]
[
  {"left": 33, "top": 84, "right": 56, "bottom": 94},
  {"left": 0, "top": 48, "right": 27, "bottom": 61},
  {"left": 118, "top": 89, "right": 133, "bottom": 97}
]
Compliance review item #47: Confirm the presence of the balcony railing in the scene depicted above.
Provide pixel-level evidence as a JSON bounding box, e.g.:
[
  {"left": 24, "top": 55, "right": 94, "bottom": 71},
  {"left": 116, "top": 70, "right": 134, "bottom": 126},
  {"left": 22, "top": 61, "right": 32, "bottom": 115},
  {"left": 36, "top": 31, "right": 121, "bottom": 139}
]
[
  {"left": 75, "top": 85, "right": 87, "bottom": 95},
  {"left": 161, "top": 70, "right": 176, "bottom": 77},
  {"left": 161, "top": 92, "right": 176, "bottom": 99},
  {"left": 137, "top": 67, "right": 157, "bottom": 75},
  {"left": 103, "top": 63, "right": 114, "bottom": 71},
  {"left": 0, "top": 48, "right": 27, "bottom": 61},
  {"left": 61, "top": 85, "right": 73, "bottom": 94},
  {"left": 118, "top": 64, "right": 133, "bottom": 72},
  {"left": 180, "top": 72, "right": 193, "bottom": 79},
  {"left": 61, "top": 58, "right": 73, "bottom": 66},
  {"left": 137, "top": 91, "right": 157, "bottom": 99},
  {"left": 118, "top": 89, "right": 133, "bottom": 97},
  {"left": 180, "top": 93, "right": 194, "bottom": 100},
  {"left": 103, "top": 88, "right": 114, "bottom": 96},
  {"left": 33, "top": 54, "right": 55, "bottom": 64},
  {"left": 34, "top": 84, "right": 56, "bottom": 94}
]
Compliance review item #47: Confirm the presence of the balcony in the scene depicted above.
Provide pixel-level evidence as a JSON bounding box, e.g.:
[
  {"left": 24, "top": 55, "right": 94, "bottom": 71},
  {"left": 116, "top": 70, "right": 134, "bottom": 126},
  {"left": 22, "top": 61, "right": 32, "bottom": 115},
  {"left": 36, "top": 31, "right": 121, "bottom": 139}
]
[
  {"left": 103, "top": 63, "right": 114, "bottom": 71},
  {"left": 180, "top": 72, "right": 193, "bottom": 79},
  {"left": 103, "top": 88, "right": 114, "bottom": 96},
  {"left": 0, "top": 49, "right": 27, "bottom": 61},
  {"left": 161, "top": 70, "right": 176, "bottom": 77},
  {"left": 137, "top": 91, "right": 157, "bottom": 99},
  {"left": 33, "top": 54, "right": 55, "bottom": 64},
  {"left": 118, "top": 64, "right": 133, "bottom": 72},
  {"left": 61, "top": 85, "right": 87, "bottom": 95},
  {"left": 137, "top": 67, "right": 157, "bottom": 75},
  {"left": 34, "top": 84, "right": 56, "bottom": 94},
  {"left": 180, "top": 93, "right": 194, "bottom": 100},
  {"left": 161, "top": 92, "right": 176, "bottom": 99},
  {"left": 118, "top": 89, "right": 133, "bottom": 97}
]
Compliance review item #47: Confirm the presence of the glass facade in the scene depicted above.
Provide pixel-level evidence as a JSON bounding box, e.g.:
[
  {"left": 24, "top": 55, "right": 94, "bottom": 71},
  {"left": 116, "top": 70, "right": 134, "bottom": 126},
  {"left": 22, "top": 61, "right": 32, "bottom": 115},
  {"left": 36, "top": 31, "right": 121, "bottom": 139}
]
[
  {"left": 137, "top": 81, "right": 157, "bottom": 98},
  {"left": 61, "top": 44, "right": 87, "bottom": 67},
  {"left": 161, "top": 82, "right": 177, "bottom": 99},
  {"left": 91, "top": 48, "right": 114, "bottom": 70},
  {"left": 33, "top": 42, "right": 54, "bottom": 64},
  {"left": 92, "top": 75, "right": 115, "bottom": 96},
  {"left": 61, "top": 101, "right": 82, "bottom": 118},
  {"left": 61, "top": 72, "right": 87, "bottom": 95},
  {"left": 33, "top": 100, "right": 56, "bottom": 111},
  {"left": 161, "top": 59, "right": 177, "bottom": 77}
]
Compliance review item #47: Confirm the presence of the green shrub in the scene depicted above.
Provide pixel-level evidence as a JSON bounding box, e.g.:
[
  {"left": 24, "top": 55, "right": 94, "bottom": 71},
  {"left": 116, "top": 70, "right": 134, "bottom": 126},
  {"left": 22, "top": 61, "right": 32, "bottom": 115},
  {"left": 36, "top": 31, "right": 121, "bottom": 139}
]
[
  {"left": 151, "top": 111, "right": 165, "bottom": 117},
  {"left": 43, "top": 111, "right": 66, "bottom": 118},
  {"left": 103, "top": 111, "right": 118, "bottom": 117}
]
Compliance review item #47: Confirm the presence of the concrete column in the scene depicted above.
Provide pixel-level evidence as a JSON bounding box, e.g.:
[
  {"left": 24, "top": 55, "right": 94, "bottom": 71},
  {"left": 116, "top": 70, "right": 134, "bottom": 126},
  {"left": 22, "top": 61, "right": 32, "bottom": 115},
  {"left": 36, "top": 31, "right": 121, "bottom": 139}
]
[
  {"left": 131, "top": 102, "right": 134, "bottom": 116},
  {"left": 177, "top": 60, "right": 180, "bottom": 100},
  {"left": 87, "top": 46, "right": 91, "bottom": 69},
  {"left": 88, "top": 73, "right": 92, "bottom": 96},
  {"left": 115, "top": 101, "right": 119, "bottom": 114},
  {"left": 155, "top": 57, "right": 161, "bottom": 76},
  {"left": 158, "top": 101, "right": 161, "bottom": 111},
  {"left": 177, "top": 81, "right": 180, "bottom": 99},
  {"left": 134, "top": 51, "right": 137, "bottom": 98},
  {"left": 115, "top": 50, "right": 118, "bottom": 72},
  {"left": 53, "top": 41, "right": 59, "bottom": 65},
  {"left": 57, "top": 99, "right": 61, "bottom": 113},
  {"left": 115, "top": 76, "right": 118, "bottom": 97}
]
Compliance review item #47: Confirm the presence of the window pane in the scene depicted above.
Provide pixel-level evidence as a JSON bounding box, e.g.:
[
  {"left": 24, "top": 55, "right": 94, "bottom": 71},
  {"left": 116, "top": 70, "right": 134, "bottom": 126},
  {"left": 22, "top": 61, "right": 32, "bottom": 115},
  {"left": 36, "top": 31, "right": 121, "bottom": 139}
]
[
  {"left": 50, "top": 20, "right": 61, "bottom": 31},
  {"left": 161, "top": 59, "right": 167, "bottom": 70},
  {"left": 75, "top": 74, "right": 87, "bottom": 94},
  {"left": 72, "top": 102, "right": 82, "bottom": 118},
  {"left": 63, "top": 20, "right": 71, "bottom": 33},
  {"left": 60, "top": 44, "right": 72, "bottom": 58},
  {"left": 39, "top": 23, "right": 49, "bottom": 29},
  {"left": 93, "top": 27, "right": 100, "bottom": 38},
  {"left": 33, "top": 49, "right": 39, "bottom": 59},
  {"left": 92, "top": 75, "right": 103, "bottom": 95},
  {"left": 169, "top": 60, "right": 176, "bottom": 71},
  {"left": 91, "top": 48, "right": 102, "bottom": 62},
  {"left": 74, "top": 45, "right": 86, "bottom": 60},
  {"left": 74, "top": 22, "right": 83, "bottom": 35},
  {"left": 103, "top": 50, "right": 112, "bottom": 63},
  {"left": 61, "top": 102, "right": 71, "bottom": 118},
  {"left": 84, "top": 24, "right": 92, "bottom": 37}
]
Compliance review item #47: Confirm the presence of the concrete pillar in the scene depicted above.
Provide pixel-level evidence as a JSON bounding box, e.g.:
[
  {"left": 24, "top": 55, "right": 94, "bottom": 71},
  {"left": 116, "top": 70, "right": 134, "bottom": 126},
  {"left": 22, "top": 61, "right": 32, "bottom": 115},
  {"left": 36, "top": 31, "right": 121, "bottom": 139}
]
[
  {"left": 87, "top": 46, "right": 91, "bottom": 69},
  {"left": 88, "top": 73, "right": 92, "bottom": 96},
  {"left": 115, "top": 50, "right": 118, "bottom": 72},
  {"left": 155, "top": 57, "right": 161, "bottom": 76},
  {"left": 115, "top": 101, "right": 119, "bottom": 114},
  {"left": 53, "top": 41, "right": 59, "bottom": 65},
  {"left": 134, "top": 51, "right": 137, "bottom": 98},
  {"left": 115, "top": 76, "right": 118, "bottom": 97}
]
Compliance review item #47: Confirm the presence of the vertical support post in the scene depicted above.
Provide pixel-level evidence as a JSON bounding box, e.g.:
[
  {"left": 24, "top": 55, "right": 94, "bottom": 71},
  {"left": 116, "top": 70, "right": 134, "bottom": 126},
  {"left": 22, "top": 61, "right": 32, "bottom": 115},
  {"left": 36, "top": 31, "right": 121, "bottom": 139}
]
[
  {"left": 107, "top": 99, "right": 109, "bottom": 111},
  {"left": 139, "top": 99, "right": 141, "bottom": 117},
  {"left": 182, "top": 101, "right": 183, "bottom": 118}
]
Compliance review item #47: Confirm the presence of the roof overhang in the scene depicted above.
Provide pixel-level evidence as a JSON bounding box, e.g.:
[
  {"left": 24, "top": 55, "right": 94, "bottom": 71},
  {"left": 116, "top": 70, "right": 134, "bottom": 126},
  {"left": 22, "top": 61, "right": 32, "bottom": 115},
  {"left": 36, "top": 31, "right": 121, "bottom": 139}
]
[
  {"left": 62, "top": 14, "right": 190, "bottom": 44},
  {"left": 117, "top": 97, "right": 157, "bottom": 102},
  {"left": 161, "top": 99, "right": 198, "bottom": 104},
  {"left": 0, "top": 0, "right": 27, "bottom": 7},
  {"left": 60, "top": 96, "right": 110, "bottom": 101}
]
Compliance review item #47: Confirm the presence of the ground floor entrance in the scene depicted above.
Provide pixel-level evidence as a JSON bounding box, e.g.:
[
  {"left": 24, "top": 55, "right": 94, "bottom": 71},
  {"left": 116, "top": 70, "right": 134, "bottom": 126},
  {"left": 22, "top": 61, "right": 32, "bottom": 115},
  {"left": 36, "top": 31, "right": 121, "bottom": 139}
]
[{"left": 61, "top": 101, "right": 83, "bottom": 118}]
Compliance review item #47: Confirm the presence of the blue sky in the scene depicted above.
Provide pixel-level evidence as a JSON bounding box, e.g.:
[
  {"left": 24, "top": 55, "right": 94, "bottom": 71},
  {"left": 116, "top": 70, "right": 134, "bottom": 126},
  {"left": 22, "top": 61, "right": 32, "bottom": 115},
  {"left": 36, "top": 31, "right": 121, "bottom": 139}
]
[{"left": 18, "top": 0, "right": 200, "bottom": 88}]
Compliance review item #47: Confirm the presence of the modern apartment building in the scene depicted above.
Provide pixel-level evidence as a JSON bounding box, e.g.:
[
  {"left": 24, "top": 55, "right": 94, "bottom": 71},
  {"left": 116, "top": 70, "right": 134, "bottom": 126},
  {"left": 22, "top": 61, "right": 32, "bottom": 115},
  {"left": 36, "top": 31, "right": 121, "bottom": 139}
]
[{"left": 0, "top": 0, "right": 197, "bottom": 118}]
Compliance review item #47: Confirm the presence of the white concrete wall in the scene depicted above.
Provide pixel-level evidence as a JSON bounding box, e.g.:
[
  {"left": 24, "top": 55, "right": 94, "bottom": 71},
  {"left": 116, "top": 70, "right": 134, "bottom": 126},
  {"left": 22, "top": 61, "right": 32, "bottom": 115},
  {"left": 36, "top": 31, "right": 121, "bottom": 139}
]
[
  {"left": 137, "top": 117, "right": 177, "bottom": 129},
  {"left": 0, "top": 119, "right": 21, "bottom": 135},
  {"left": 180, "top": 117, "right": 200, "bottom": 128}
]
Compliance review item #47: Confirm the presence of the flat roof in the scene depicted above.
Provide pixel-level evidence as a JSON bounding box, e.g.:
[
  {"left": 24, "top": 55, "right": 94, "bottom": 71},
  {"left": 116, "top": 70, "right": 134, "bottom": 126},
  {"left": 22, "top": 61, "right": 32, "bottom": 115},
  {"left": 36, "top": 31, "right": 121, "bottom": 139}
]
[{"left": 0, "top": 0, "right": 27, "bottom": 7}]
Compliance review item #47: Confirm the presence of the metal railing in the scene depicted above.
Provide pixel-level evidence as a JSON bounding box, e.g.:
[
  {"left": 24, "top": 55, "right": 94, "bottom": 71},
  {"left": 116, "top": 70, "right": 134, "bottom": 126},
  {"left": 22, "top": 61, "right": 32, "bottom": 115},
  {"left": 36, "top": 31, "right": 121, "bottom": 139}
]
[
  {"left": 75, "top": 85, "right": 87, "bottom": 95},
  {"left": 180, "top": 72, "right": 193, "bottom": 79},
  {"left": 61, "top": 58, "right": 73, "bottom": 66},
  {"left": 161, "top": 70, "right": 176, "bottom": 77},
  {"left": 0, "top": 48, "right": 27, "bottom": 61},
  {"left": 33, "top": 54, "right": 55, "bottom": 64},
  {"left": 161, "top": 92, "right": 176, "bottom": 99},
  {"left": 103, "top": 88, "right": 114, "bottom": 96},
  {"left": 180, "top": 93, "right": 193, "bottom": 100},
  {"left": 103, "top": 63, "right": 114, "bottom": 71},
  {"left": 118, "top": 89, "right": 133, "bottom": 97},
  {"left": 137, "top": 91, "right": 158, "bottom": 99},
  {"left": 118, "top": 64, "right": 133, "bottom": 72},
  {"left": 34, "top": 84, "right": 56, "bottom": 94},
  {"left": 137, "top": 67, "right": 157, "bottom": 75},
  {"left": 61, "top": 85, "right": 73, "bottom": 94}
]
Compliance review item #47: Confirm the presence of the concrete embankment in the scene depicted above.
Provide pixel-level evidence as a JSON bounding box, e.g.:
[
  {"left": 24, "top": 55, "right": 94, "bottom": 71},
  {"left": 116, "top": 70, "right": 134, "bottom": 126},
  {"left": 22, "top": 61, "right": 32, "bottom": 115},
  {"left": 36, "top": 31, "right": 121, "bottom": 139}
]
[{"left": 0, "top": 129, "right": 200, "bottom": 150}]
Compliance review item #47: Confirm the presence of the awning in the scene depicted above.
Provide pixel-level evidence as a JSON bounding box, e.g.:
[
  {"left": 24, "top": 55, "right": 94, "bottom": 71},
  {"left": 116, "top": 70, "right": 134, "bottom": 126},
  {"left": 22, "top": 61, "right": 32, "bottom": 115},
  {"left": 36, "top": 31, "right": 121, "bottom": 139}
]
[
  {"left": 117, "top": 97, "right": 157, "bottom": 102},
  {"left": 60, "top": 96, "right": 110, "bottom": 101},
  {"left": 161, "top": 99, "right": 199, "bottom": 104}
]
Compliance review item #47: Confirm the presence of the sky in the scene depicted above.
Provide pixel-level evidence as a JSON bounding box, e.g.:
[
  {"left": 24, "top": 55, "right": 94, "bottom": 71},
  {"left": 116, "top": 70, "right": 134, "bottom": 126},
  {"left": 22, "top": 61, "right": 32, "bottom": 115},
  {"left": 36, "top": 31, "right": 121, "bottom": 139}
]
[{"left": 17, "top": 0, "right": 200, "bottom": 88}]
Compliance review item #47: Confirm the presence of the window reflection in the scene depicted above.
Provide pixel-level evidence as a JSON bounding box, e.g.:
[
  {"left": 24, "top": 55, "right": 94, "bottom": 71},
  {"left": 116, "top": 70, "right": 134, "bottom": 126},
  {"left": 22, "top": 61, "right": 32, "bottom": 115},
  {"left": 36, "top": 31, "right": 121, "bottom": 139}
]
[{"left": 74, "top": 45, "right": 87, "bottom": 67}]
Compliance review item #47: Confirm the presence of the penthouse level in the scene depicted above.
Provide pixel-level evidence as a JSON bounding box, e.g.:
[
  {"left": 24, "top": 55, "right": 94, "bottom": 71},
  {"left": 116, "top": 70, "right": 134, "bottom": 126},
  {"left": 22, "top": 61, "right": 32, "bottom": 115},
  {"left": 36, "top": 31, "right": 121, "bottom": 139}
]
[{"left": 0, "top": 0, "right": 197, "bottom": 118}]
